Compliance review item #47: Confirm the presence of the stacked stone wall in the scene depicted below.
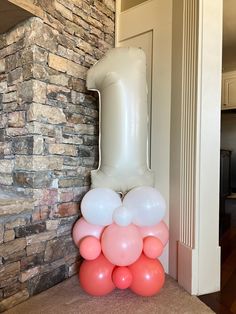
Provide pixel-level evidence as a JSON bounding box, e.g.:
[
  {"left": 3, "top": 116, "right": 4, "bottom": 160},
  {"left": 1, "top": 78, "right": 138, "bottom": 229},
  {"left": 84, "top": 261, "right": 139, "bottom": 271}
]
[{"left": 0, "top": 0, "right": 115, "bottom": 311}]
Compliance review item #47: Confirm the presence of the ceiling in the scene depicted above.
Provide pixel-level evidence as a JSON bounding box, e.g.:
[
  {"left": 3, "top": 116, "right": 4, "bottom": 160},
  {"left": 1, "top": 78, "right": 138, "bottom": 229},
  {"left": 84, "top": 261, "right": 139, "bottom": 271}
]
[{"left": 0, "top": 0, "right": 33, "bottom": 34}]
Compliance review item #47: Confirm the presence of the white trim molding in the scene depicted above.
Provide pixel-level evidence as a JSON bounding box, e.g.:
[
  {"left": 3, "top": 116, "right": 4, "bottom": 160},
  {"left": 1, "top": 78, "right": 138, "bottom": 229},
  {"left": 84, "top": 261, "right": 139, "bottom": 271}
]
[
  {"left": 178, "top": 0, "right": 199, "bottom": 294},
  {"left": 195, "top": 0, "right": 222, "bottom": 295}
]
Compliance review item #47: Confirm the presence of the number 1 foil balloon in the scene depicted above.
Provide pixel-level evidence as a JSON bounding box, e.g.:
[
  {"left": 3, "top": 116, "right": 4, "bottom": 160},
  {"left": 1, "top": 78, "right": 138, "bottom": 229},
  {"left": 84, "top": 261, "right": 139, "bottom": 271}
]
[
  {"left": 86, "top": 47, "right": 154, "bottom": 194},
  {"left": 75, "top": 47, "right": 169, "bottom": 298}
]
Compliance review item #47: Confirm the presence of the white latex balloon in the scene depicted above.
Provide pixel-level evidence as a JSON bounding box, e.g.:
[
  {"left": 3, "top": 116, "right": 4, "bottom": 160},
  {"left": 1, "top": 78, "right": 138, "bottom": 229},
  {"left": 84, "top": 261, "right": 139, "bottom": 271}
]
[
  {"left": 87, "top": 47, "right": 154, "bottom": 193},
  {"left": 123, "top": 186, "right": 166, "bottom": 226},
  {"left": 81, "top": 188, "right": 122, "bottom": 226},
  {"left": 113, "top": 206, "right": 133, "bottom": 227}
]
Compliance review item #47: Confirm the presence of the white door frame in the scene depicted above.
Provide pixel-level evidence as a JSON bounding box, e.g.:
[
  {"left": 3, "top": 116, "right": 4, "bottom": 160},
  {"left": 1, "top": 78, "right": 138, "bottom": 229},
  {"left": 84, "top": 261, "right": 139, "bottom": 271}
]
[
  {"left": 116, "top": 0, "right": 222, "bottom": 295},
  {"left": 193, "top": 0, "right": 222, "bottom": 294}
]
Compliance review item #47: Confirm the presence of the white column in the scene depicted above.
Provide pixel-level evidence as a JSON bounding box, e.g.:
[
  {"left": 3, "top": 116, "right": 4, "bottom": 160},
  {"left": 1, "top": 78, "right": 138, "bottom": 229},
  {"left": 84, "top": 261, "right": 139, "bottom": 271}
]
[{"left": 174, "top": 0, "right": 222, "bottom": 295}]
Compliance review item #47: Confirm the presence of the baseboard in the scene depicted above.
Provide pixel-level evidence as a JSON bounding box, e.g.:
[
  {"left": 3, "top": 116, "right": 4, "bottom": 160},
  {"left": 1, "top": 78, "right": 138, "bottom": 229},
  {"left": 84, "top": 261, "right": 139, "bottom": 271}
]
[
  {"left": 178, "top": 242, "right": 198, "bottom": 294},
  {"left": 178, "top": 242, "right": 221, "bottom": 295}
]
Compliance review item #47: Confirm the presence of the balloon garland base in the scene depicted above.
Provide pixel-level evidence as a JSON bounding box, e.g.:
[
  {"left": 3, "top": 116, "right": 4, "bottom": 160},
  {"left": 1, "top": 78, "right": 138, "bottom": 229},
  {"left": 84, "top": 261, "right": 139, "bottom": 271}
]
[
  {"left": 73, "top": 186, "right": 169, "bottom": 297},
  {"left": 79, "top": 253, "right": 165, "bottom": 297}
]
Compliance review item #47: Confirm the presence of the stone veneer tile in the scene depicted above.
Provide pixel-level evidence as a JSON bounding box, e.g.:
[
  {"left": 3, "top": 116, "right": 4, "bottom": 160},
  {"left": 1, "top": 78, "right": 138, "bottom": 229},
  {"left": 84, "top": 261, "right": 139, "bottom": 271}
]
[
  {"left": 8, "top": 111, "right": 25, "bottom": 128},
  {"left": 0, "top": 0, "right": 115, "bottom": 310},
  {"left": 0, "top": 59, "right": 5, "bottom": 73},
  {"left": 46, "top": 220, "right": 60, "bottom": 231},
  {"left": 0, "top": 160, "right": 14, "bottom": 174},
  {"left": 54, "top": 1, "right": 73, "bottom": 21},
  {"left": 0, "top": 262, "right": 20, "bottom": 282},
  {"left": 12, "top": 136, "right": 34, "bottom": 155},
  {"left": 0, "top": 200, "right": 33, "bottom": 217},
  {"left": 26, "top": 231, "right": 56, "bottom": 245},
  {"left": 3, "top": 281, "right": 23, "bottom": 299},
  {"left": 0, "top": 224, "right": 4, "bottom": 244},
  {"left": 3, "top": 250, "right": 26, "bottom": 264},
  {"left": 27, "top": 103, "right": 66, "bottom": 124},
  {"left": 0, "top": 238, "right": 26, "bottom": 259},
  {"left": 26, "top": 242, "right": 46, "bottom": 256},
  {"left": 20, "top": 253, "right": 45, "bottom": 271},
  {"left": 27, "top": 265, "right": 66, "bottom": 296},
  {"left": 3, "top": 230, "right": 15, "bottom": 243},
  {"left": 15, "top": 155, "right": 64, "bottom": 171},
  {"left": 48, "top": 143, "right": 78, "bottom": 157},
  {"left": 15, "top": 222, "right": 46, "bottom": 238},
  {"left": 48, "top": 53, "right": 87, "bottom": 79},
  {"left": 5, "top": 218, "right": 29, "bottom": 230},
  {"left": 13, "top": 170, "right": 53, "bottom": 188},
  {"left": 55, "top": 202, "right": 79, "bottom": 217},
  {"left": 0, "top": 289, "right": 29, "bottom": 312},
  {"left": 44, "top": 235, "right": 76, "bottom": 262},
  {"left": 19, "top": 266, "right": 40, "bottom": 283}
]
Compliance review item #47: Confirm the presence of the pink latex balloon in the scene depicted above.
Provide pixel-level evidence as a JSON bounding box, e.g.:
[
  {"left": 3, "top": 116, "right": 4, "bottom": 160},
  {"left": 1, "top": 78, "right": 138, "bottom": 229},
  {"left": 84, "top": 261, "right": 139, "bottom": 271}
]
[
  {"left": 129, "top": 253, "right": 165, "bottom": 296},
  {"left": 143, "top": 236, "right": 164, "bottom": 259},
  {"left": 79, "top": 236, "right": 101, "bottom": 260},
  {"left": 139, "top": 221, "right": 169, "bottom": 246},
  {"left": 101, "top": 224, "right": 143, "bottom": 266},
  {"left": 72, "top": 218, "right": 105, "bottom": 248},
  {"left": 112, "top": 267, "right": 133, "bottom": 289},
  {"left": 79, "top": 254, "right": 115, "bottom": 296}
]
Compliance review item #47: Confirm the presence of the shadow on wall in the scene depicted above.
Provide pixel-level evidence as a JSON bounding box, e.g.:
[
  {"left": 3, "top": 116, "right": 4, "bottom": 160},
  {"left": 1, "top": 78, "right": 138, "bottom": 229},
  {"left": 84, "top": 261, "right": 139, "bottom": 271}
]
[{"left": 221, "top": 111, "right": 236, "bottom": 191}]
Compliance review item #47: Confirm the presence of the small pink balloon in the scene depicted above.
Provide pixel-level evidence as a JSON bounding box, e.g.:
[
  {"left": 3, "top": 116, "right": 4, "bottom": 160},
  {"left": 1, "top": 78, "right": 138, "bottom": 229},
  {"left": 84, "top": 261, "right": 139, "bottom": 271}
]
[
  {"left": 139, "top": 221, "right": 169, "bottom": 247},
  {"left": 101, "top": 224, "right": 143, "bottom": 266},
  {"left": 112, "top": 267, "right": 133, "bottom": 289},
  {"left": 72, "top": 218, "right": 105, "bottom": 248},
  {"left": 80, "top": 236, "right": 101, "bottom": 260},
  {"left": 143, "top": 236, "right": 164, "bottom": 259}
]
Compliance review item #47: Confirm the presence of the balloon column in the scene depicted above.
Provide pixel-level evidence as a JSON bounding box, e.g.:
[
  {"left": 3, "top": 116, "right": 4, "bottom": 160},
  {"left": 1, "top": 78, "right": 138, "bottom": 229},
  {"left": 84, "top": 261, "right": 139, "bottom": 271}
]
[
  {"left": 73, "top": 47, "right": 169, "bottom": 297},
  {"left": 72, "top": 186, "right": 169, "bottom": 296}
]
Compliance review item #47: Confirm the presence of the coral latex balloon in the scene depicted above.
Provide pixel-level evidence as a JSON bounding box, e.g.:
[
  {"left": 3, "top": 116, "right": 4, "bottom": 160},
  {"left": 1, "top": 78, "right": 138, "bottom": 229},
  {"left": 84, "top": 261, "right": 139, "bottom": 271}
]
[
  {"left": 143, "top": 236, "right": 164, "bottom": 259},
  {"left": 79, "top": 254, "right": 115, "bottom": 296},
  {"left": 79, "top": 236, "right": 101, "bottom": 260},
  {"left": 72, "top": 218, "right": 104, "bottom": 247},
  {"left": 129, "top": 254, "right": 165, "bottom": 296},
  {"left": 112, "top": 267, "right": 133, "bottom": 290},
  {"left": 101, "top": 224, "right": 143, "bottom": 266},
  {"left": 139, "top": 221, "right": 169, "bottom": 246}
]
